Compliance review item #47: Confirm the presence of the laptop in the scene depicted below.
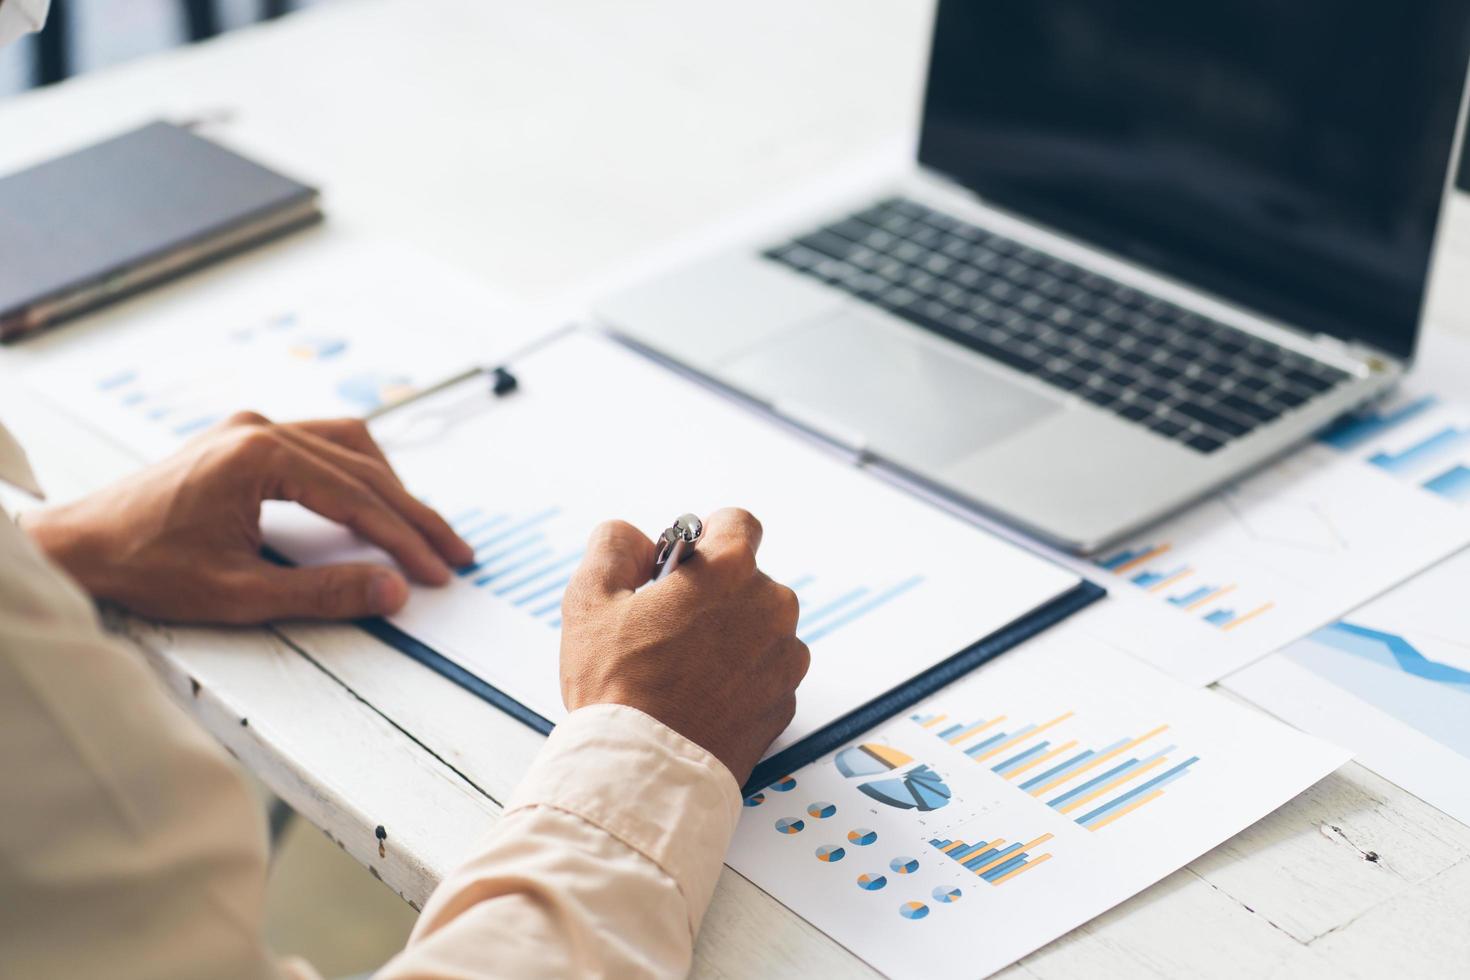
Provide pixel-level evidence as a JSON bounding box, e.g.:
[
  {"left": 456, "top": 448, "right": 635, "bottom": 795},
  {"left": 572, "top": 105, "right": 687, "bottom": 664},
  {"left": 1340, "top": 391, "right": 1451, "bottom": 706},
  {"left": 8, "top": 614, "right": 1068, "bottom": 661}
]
[{"left": 597, "top": 2, "right": 1470, "bottom": 554}]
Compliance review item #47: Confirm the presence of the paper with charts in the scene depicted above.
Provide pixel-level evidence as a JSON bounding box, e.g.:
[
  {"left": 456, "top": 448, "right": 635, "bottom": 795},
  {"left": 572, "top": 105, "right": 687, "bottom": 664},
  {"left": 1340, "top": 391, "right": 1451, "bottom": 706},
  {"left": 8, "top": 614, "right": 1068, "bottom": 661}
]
[
  {"left": 1054, "top": 388, "right": 1470, "bottom": 685},
  {"left": 264, "top": 331, "right": 1083, "bottom": 755},
  {"left": 16, "top": 237, "right": 527, "bottom": 461},
  {"left": 1226, "top": 546, "right": 1470, "bottom": 826},
  {"left": 725, "top": 617, "right": 1348, "bottom": 980}
]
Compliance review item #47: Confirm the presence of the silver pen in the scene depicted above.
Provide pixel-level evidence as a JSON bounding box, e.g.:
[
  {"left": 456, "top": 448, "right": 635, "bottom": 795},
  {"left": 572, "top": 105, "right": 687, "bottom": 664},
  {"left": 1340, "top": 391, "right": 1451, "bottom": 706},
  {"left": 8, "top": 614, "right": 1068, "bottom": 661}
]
[{"left": 651, "top": 513, "right": 704, "bottom": 582}]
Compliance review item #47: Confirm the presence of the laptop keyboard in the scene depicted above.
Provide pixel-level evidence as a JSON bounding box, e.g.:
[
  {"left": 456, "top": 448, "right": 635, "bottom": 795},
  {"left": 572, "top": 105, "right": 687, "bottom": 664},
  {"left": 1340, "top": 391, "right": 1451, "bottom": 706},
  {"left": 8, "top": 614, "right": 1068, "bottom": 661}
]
[{"left": 762, "top": 197, "right": 1352, "bottom": 454}]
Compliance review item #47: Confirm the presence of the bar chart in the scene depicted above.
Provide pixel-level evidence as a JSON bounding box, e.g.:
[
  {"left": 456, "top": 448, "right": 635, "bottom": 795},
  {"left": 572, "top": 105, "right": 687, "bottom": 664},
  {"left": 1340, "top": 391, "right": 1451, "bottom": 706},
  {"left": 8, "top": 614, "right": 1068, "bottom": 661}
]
[
  {"left": 792, "top": 573, "right": 927, "bottom": 645},
  {"left": 446, "top": 506, "right": 584, "bottom": 629},
  {"left": 77, "top": 306, "right": 463, "bottom": 457},
  {"left": 928, "top": 832, "right": 1054, "bottom": 885},
  {"left": 1096, "top": 542, "right": 1275, "bottom": 634},
  {"left": 440, "top": 502, "right": 942, "bottom": 642},
  {"left": 1321, "top": 393, "right": 1470, "bottom": 506},
  {"left": 911, "top": 710, "right": 1201, "bottom": 830}
]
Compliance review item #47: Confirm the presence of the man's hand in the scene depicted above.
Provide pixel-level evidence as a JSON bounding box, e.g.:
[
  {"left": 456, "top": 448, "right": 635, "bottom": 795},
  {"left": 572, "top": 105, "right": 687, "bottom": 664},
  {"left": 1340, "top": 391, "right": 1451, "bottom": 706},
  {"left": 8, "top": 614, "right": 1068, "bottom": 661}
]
[
  {"left": 559, "top": 508, "right": 810, "bottom": 784},
  {"left": 20, "top": 412, "right": 473, "bottom": 624}
]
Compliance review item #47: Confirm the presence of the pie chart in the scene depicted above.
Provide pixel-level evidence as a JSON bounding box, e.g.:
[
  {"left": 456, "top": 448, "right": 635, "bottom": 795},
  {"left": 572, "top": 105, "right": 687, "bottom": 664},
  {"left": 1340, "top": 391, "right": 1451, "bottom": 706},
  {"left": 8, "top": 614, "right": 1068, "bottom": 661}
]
[
  {"left": 815, "top": 845, "right": 846, "bottom": 863},
  {"left": 769, "top": 776, "right": 798, "bottom": 792},
  {"left": 890, "top": 856, "right": 919, "bottom": 875},
  {"left": 899, "top": 901, "right": 930, "bottom": 920},
  {"left": 807, "top": 802, "right": 836, "bottom": 819},
  {"left": 835, "top": 742, "right": 914, "bottom": 778},
  {"left": 933, "top": 886, "right": 963, "bottom": 904},
  {"left": 857, "top": 873, "right": 887, "bottom": 891},
  {"left": 774, "top": 817, "right": 805, "bottom": 835},
  {"left": 743, "top": 793, "right": 765, "bottom": 808},
  {"left": 858, "top": 764, "right": 952, "bottom": 812},
  {"left": 847, "top": 828, "right": 877, "bottom": 846}
]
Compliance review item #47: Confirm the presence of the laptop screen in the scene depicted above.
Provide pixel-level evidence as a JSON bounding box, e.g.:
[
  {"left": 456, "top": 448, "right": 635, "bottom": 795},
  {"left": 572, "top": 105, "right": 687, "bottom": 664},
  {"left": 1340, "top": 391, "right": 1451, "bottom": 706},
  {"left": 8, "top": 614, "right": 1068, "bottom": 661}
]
[{"left": 919, "top": 3, "right": 1470, "bottom": 360}]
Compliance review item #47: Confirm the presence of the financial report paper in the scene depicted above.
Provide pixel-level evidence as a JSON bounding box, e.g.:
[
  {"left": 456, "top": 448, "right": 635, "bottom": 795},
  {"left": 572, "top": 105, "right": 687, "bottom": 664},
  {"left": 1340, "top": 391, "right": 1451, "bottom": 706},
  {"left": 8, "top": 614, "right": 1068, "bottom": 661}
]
[
  {"left": 265, "top": 330, "right": 1083, "bottom": 755},
  {"left": 726, "top": 614, "right": 1348, "bottom": 979}
]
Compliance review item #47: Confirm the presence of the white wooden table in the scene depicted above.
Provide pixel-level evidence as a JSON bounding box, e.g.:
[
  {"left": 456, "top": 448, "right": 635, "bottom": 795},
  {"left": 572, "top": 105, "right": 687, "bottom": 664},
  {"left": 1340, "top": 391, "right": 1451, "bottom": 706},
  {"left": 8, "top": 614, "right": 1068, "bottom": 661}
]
[{"left": 3, "top": 2, "right": 1469, "bottom": 975}]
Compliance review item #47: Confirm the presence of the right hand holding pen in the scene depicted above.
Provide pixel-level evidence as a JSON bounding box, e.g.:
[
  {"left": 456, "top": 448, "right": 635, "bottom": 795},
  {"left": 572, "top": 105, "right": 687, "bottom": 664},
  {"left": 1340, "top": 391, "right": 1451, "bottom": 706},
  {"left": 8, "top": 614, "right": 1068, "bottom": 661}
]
[{"left": 559, "top": 508, "right": 810, "bottom": 785}]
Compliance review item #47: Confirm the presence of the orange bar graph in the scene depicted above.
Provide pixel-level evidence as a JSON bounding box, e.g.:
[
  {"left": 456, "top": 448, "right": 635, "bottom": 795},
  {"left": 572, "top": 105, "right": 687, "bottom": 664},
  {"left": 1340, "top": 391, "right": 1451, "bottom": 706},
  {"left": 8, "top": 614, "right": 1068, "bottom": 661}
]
[
  {"left": 972, "top": 712, "right": 1076, "bottom": 762},
  {"left": 992, "top": 852, "right": 1052, "bottom": 884},
  {"left": 920, "top": 714, "right": 948, "bottom": 729},
  {"left": 1057, "top": 755, "right": 1169, "bottom": 814},
  {"left": 1029, "top": 724, "right": 1170, "bottom": 796},
  {"left": 1185, "top": 584, "right": 1235, "bottom": 612},
  {"left": 1113, "top": 544, "right": 1171, "bottom": 575},
  {"left": 1003, "top": 740, "right": 1079, "bottom": 780},
  {"left": 1087, "top": 789, "right": 1165, "bottom": 830},
  {"left": 1148, "top": 567, "right": 1194, "bottom": 593},
  {"left": 1221, "top": 602, "right": 1274, "bottom": 632},
  {"left": 969, "top": 834, "right": 1053, "bottom": 877},
  {"left": 946, "top": 716, "right": 1006, "bottom": 745}
]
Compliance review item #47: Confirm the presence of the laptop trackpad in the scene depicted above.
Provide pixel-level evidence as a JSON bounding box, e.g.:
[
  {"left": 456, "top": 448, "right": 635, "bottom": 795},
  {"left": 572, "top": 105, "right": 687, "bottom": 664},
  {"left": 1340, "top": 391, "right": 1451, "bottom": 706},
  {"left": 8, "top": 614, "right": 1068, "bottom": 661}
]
[{"left": 720, "top": 309, "right": 1062, "bottom": 466}]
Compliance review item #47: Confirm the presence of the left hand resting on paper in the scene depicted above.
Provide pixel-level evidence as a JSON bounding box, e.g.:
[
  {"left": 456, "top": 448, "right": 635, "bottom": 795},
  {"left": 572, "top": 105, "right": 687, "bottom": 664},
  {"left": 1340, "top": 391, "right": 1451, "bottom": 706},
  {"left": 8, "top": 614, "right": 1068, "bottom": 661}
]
[{"left": 21, "top": 411, "right": 473, "bottom": 624}]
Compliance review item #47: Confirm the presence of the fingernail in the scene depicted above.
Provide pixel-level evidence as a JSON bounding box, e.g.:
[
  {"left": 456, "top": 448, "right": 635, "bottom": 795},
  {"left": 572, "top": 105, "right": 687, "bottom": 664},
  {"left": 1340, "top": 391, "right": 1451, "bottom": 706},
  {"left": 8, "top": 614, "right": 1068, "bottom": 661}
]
[{"left": 369, "top": 572, "right": 409, "bottom": 614}]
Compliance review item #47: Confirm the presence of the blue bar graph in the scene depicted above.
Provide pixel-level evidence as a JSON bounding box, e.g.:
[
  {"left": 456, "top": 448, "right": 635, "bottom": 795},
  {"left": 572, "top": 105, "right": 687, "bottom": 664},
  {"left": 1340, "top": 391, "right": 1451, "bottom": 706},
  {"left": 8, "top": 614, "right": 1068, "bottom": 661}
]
[
  {"left": 97, "top": 370, "right": 139, "bottom": 391},
  {"left": 1168, "top": 586, "right": 1213, "bottom": 607},
  {"left": 1319, "top": 395, "right": 1437, "bottom": 451},
  {"left": 1076, "top": 757, "right": 1199, "bottom": 828},
  {"left": 173, "top": 415, "right": 219, "bottom": 436},
  {"left": 1368, "top": 426, "right": 1470, "bottom": 475},
  {"left": 928, "top": 834, "right": 1054, "bottom": 884},
  {"left": 1099, "top": 547, "right": 1147, "bottom": 570},
  {"left": 1132, "top": 565, "right": 1183, "bottom": 588},
  {"left": 963, "top": 730, "right": 1014, "bottom": 757},
  {"left": 444, "top": 507, "right": 578, "bottom": 630},
  {"left": 798, "top": 575, "right": 925, "bottom": 645},
  {"left": 991, "top": 741, "right": 1049, "bottom": 775},
  {"left": 1424, "top": 465, "right": 1470, "bottom": 504}
]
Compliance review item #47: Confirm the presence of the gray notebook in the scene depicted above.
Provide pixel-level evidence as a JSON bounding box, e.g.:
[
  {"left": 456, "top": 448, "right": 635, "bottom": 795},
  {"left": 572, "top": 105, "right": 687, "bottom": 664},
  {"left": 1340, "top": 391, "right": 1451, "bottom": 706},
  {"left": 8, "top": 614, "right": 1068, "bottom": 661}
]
[{"left": 0, "top": 120, "right": 321, "bottom": 342}]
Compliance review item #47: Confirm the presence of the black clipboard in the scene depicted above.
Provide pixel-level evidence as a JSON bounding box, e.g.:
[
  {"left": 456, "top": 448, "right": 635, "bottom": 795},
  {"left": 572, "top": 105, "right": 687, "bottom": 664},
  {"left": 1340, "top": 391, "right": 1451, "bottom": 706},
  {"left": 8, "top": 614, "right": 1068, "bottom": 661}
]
[{"left": 295, "top": 352, "right": 1107, "bottom": 798}]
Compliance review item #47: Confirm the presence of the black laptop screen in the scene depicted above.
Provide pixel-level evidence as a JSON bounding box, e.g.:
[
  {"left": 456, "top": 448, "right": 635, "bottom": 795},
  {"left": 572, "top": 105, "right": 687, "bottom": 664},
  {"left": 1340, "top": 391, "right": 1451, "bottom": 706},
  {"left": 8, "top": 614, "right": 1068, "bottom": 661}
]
[{"left": 919, "top": 3, "right": 1470, "bottom": 360}]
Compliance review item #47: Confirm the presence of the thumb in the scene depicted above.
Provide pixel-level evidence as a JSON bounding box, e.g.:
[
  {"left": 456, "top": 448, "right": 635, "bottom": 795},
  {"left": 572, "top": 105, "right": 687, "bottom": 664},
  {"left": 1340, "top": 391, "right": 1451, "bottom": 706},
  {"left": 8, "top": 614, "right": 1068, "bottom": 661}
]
[
  {"left": 240, "top": 562, "right": 410, "bottom": 622},
  {"left": 569, "top": 520, "right": 656, "bottom": 600}
]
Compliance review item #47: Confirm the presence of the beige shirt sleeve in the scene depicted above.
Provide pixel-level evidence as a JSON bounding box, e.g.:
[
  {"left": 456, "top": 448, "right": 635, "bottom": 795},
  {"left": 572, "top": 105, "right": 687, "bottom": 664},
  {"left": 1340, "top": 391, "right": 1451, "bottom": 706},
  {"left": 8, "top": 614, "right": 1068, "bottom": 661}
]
[
  {"left": 381, "top": 705, "right": 743, "bottom": 979},
  {"left": 0, "top": 500, "right": 291, "bottom": 980},
  {"left": 0, "top": 433, "right": 742, "bottom": 979}
]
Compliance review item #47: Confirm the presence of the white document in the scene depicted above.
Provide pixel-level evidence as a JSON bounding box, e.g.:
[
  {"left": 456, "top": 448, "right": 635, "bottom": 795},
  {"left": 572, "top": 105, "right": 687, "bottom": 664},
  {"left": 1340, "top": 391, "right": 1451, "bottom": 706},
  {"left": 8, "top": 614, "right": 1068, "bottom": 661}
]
[
  {"left": 725, "top": 612, "right": 1349, "bottom": 980},
  {"left": 1029, "top": 387, "right": 1470, "bottom": 685},
  {"left": 1225, "top": 546, "right": 1470, "bottom": 826},
  {"left": 265, "top": 331, "right": 1083, "bottom": 755},
  {"left": 16, "top": 236, "right": 534, "bottom": 461}
]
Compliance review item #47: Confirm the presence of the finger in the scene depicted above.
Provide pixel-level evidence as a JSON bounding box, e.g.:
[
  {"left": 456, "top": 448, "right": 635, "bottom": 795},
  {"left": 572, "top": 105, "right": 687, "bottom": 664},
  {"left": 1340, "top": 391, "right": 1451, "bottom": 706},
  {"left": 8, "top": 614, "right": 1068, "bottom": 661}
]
[
  {"left": 779, "top": 636, "right": 812, "bottom": 689},
  {"left": 257, "top": 435, "right": 454, "bottom": 584},
  {"left": 226, "top": 562, "right": 411, "bottom": 623},
  {"left": 694, "top": 507, "right": 764, "bottom": 580},
  {"left": 273, "top": 423, "right": 474, "bottom": 567},
  {"left": 288, "top": 417, "right": 394, "bottom": 469},
  {"left": 568, "top": 520, "right": 656, "bottom": 601}
]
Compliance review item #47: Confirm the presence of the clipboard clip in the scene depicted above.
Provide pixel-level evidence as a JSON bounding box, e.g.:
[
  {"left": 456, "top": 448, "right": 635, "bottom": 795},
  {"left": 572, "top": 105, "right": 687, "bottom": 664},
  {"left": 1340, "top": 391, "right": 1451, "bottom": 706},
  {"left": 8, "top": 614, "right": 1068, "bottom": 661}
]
[
  {"left": 365, "top": 365, "right": 518, "bottom": 421},
  {"left": 364, "top": 364, "right": 519, "bottom": 452}
]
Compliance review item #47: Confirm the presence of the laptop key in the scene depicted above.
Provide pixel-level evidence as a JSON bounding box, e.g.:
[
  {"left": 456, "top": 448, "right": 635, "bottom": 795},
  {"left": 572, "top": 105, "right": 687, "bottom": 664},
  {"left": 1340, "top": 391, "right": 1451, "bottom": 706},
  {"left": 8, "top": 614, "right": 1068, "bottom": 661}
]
[
  {"left": 1186, "top": 433, "right": 1226, "bottom": 453},
  {"left": 1175, "top": 402, "right": 1252, "bottom": 437},
  {"left": 763, "top": 196, "right": 1349, "bottom": 451}
]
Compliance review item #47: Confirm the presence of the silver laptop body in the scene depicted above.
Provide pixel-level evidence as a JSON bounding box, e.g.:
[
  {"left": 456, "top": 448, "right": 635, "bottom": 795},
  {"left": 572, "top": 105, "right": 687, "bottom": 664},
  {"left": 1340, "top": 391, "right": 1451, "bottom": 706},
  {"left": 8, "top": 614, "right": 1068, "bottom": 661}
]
[{"left": 597, "top": 3, "right": 1470, "bottom": 554}]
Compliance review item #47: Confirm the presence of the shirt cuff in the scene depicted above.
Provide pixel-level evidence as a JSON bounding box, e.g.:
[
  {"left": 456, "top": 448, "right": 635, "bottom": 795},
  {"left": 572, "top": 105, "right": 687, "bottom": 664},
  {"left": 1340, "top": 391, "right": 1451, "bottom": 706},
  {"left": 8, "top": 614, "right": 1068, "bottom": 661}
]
[{"left": 507, "top": 703, "right": 743, "bottom": 932}]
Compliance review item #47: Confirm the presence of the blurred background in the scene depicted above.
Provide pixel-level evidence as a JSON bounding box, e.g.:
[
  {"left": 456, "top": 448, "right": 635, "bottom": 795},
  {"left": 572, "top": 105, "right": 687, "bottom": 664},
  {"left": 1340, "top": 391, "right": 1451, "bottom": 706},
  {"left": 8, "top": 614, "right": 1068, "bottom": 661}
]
[{"left": 4, "top": 0, "right": 1467, "bottom": 193}]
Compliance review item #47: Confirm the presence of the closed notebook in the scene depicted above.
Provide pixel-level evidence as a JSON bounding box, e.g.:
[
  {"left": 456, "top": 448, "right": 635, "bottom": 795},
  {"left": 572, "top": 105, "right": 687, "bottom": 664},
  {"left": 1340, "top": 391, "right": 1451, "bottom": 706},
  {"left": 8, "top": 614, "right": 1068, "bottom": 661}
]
[{"left": 0, "top": 120, "right": 320, "bottom": 341}]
